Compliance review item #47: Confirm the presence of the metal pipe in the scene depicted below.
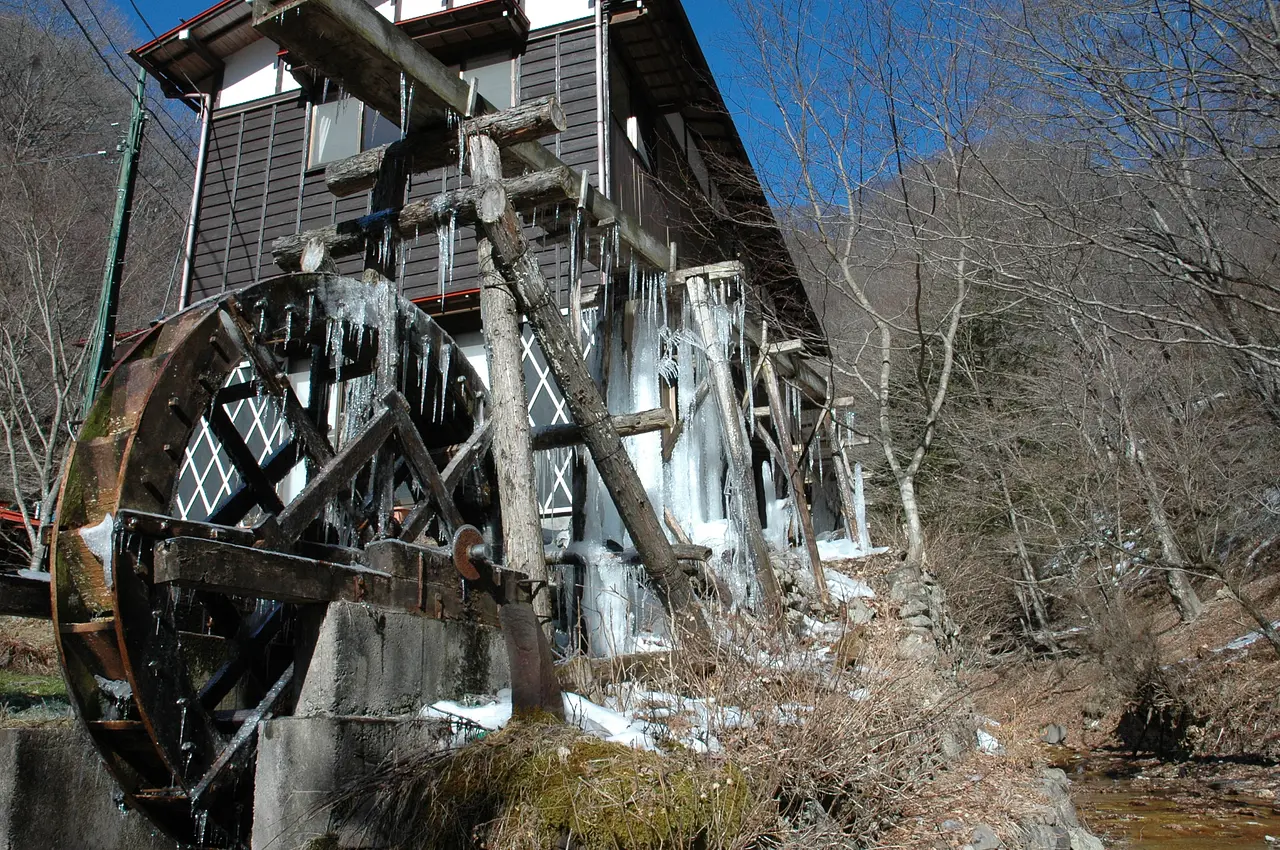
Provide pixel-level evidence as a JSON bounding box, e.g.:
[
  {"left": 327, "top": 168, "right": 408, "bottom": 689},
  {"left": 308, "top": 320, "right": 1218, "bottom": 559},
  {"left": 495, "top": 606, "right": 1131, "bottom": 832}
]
[
  {"left": 594, "top": 0, "right": 607, "bottom": 199},
  {"left": 179, "top": 91, "right": 214, "bottom": 310}
]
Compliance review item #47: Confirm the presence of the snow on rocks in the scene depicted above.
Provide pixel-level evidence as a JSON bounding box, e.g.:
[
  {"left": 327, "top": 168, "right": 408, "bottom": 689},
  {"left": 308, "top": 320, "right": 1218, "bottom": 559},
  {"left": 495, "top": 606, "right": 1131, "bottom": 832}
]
[{"left": 824, "top": 568, "right": 875, "bottom": 603}]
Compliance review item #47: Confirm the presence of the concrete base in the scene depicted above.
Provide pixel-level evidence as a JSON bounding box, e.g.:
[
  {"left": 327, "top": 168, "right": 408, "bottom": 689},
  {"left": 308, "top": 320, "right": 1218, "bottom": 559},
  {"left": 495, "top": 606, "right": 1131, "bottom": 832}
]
[
  {"left": 295, "top": 602, "right": 510, "bottom": 718},
  {"left": 0, "top": 725, "right": 172, "bottom": 850},
  {"left": 253, "top": 602, "right": 513, "bottom": 849},
  {"left": 252, "top": 716, "right": 453, "bottom": 849}
]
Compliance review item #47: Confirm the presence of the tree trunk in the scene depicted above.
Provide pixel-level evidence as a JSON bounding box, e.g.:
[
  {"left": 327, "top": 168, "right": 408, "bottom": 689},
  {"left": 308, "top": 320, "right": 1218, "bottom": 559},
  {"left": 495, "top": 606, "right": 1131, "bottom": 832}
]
[
  {"left": 899, "top": 475, "right": 927, "bottom": 568},
  {"left": 1127, "top": 434, "right": 1203, "bottom": 622}
]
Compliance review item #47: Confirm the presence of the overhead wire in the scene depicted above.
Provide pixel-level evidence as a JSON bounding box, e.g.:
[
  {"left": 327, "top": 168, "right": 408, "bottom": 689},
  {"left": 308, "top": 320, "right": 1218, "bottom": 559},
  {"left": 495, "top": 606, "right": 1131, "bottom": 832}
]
[
  {"left": 56, "top": 0, "right": 198, "bottom": 176},
  {"left": 125, "top": 0, "right": 157, "bottom": 39},
  {"left": 54, "top": 0, "right": 202, "bottom": 316},
  {"left": 66, "top": 0, "right": 199, "bottom": 170}
]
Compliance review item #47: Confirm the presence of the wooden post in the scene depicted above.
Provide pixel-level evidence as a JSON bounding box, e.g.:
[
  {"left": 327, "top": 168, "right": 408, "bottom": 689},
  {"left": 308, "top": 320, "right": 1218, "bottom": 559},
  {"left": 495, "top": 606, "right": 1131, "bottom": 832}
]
[
  {"left": 762, "top": 357, "right": 829, "bottom": 604},
  {"left": 825, "top": 408, "right": 860, "bottom": 544},
  {"left": 475, "top": 221, "right": 552, "bottom": 629},
  {"left": 467, "top": 133, "right": 709, "bottom": 644},
  {"left": 684, "top": 274, "right": 783, "bottom": 620}
]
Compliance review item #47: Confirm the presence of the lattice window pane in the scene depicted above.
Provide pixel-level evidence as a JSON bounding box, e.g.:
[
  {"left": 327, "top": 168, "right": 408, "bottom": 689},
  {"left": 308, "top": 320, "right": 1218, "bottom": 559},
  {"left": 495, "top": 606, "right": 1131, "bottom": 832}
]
[{"left": 173, "top": 363, "right": 293, "bottom": 522}]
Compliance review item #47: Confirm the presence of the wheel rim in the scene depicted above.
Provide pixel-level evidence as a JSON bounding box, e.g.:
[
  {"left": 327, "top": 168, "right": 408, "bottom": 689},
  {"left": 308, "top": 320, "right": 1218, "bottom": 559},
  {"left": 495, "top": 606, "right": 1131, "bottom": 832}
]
[{"left": 52, "top": 273, "right": 492, "bottom": 847}]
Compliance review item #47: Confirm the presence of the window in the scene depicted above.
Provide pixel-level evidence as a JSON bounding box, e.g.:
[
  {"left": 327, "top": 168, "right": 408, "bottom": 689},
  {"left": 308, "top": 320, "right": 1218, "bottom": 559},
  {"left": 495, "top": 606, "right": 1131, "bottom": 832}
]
[
  {"left": 461, "top": 54, "right": 515, "bottom": 110},
  {"left": 309, "top": 97, "right": 402, "bottom": 168}
]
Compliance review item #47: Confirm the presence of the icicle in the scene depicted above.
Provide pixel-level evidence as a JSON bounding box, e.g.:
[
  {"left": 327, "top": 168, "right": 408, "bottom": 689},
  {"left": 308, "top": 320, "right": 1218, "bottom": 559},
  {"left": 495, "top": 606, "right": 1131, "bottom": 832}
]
[
  {"left": 438, "top": 343, "right": 452, "bottom": 417},
  {"left": 436, "top": 212, "right": 457, "bottom": 310}
]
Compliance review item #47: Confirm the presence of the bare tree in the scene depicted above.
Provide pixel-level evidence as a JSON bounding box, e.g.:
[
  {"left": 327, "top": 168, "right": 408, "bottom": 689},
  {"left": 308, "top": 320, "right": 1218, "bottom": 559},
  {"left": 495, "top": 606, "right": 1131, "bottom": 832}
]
[
  {"left": 0, "top": 3, "right": 188, "bottom": 571},
  {"left": 732, "top": 0, "right": 1008, "bottom": 571},
  {"left": 987, "top": 0, "right": 1280, "bottom": 422}
]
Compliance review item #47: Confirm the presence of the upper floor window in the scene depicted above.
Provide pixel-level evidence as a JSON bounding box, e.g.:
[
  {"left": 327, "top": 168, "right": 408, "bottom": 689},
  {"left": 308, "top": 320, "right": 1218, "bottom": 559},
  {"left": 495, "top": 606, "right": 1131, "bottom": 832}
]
[
  {"left": 309, "top": 97, "right": 402, "bottom": 168},
  {"left": 461, "top": 53, "right": 515, "bottom": 110}
]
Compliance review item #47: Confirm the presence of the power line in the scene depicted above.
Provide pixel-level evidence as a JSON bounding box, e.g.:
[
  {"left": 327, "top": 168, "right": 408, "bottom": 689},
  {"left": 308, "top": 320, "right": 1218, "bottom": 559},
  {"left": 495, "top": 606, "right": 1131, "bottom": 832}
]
[
  {"left": 51, "top": 0, "right": 198, "bottom": 286},
  {"left": 126, "top": 0, "right": 158, "bottom": 39},
  {"left": 78, "top": 0, "right": 200, "bottom": 162},
  {"left": 0, "top": 149, "right": 108, "bottom": 168},
  {"left": 55, "top": 0, "right": 198, "bottom": 174}
]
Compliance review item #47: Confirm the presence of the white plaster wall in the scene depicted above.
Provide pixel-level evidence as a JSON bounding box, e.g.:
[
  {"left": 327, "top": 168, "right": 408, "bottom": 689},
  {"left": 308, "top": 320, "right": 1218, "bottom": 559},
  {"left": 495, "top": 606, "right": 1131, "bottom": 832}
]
[
  {"left": 454, "top": 331, "right": 490, "bottom": 389},
  {"left": 399, "top": 0, "right": 439, "bottom": 18},
  {"left": 524, "top": 0, "right": 593, "bottom": 30},
  {"left": 218, "top": 37, "right": 280, "bottom": 109}
]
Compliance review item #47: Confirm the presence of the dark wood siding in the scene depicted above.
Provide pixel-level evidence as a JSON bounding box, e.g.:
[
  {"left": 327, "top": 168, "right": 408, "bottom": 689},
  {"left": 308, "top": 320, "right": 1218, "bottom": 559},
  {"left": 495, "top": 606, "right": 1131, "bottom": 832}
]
[{"left": 189, "top": 25, "right": 602, "bottom": 311}]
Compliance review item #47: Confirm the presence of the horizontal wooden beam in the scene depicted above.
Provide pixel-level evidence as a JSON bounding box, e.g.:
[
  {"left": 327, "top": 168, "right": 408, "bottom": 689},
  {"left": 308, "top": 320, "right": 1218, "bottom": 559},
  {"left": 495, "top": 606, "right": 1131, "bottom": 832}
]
[
  {"left": 326, "top": 95, "right": 567, "bottom": 198},
  {"left": 670, "top": 261, "right": 745, "bottom": 284},
  {"left": 273, "top": 167, "right": 577, "bottom": 271},
  {"left": 530, "top": 407, "right": 673, "bottom": 452},
  {"left": 153, "top": 536, "right": 503, "bottom": 625},
  {"left": 764, "top": 340, "right": 806, "bottom": 356},
  {"left": 253, "top": 0, "right": 672, "bottom": 271}
]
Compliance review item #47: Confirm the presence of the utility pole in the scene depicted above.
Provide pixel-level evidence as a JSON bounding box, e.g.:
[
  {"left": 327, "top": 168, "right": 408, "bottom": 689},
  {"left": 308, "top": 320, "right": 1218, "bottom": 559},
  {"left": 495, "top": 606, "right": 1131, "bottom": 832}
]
[{"left": 82, "top": 68, "right": 147, "bottom": 417}]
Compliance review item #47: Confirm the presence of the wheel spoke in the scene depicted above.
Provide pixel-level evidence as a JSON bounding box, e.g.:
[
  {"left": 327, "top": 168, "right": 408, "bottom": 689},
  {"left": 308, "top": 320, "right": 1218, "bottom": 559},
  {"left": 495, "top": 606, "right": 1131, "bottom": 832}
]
[
  {"left": 219, "top": 301, "right": 335, "bottom": 467},
  {"left": 205, "top": 402, "right": 286, "bottom": 514},
  {"left": 198, "top": 603, "right": 286, "bottom": 710}
]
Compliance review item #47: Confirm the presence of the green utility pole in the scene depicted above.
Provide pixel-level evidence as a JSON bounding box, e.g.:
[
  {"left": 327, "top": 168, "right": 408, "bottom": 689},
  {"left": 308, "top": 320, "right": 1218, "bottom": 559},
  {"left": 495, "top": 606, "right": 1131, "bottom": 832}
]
[{"left": 82, "top": 68, "right": 147, "bottom": 418}]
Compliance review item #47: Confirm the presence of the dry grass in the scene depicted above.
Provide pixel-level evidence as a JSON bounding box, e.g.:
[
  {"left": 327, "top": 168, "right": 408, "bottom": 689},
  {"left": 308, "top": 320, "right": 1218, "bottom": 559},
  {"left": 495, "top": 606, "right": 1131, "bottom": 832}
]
[
  {"left": 317, "top": 573, "right": 997, "bottom": 850},
  {"left": 973, "top": 571, "right": 1280, "bottom": 762}
]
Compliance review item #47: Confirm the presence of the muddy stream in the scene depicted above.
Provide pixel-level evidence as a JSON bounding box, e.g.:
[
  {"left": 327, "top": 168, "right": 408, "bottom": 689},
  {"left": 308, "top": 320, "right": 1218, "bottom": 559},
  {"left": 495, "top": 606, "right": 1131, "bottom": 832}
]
[{"left": 1055, "top": 750, "right": 1280, "bottom": 848}]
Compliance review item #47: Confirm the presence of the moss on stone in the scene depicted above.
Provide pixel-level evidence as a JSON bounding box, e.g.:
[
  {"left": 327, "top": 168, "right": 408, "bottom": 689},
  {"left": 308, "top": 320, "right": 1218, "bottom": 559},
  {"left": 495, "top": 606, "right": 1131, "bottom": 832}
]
[{"left": 391, "top": 719, "right": 753, "bottom": 850}]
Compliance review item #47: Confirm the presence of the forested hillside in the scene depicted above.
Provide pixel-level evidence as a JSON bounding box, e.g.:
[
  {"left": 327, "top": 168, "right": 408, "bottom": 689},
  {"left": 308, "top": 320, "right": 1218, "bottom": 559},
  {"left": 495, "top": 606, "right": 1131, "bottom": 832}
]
[{"left": 0, "top": 0, "right": 190, "bottom": 570}]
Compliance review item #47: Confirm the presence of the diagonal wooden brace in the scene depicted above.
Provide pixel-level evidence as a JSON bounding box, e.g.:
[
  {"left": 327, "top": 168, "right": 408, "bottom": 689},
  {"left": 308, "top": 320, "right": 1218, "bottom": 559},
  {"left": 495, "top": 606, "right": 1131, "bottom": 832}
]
[{"left": 467, "top": 133, "right": 709, "bottom": 644}]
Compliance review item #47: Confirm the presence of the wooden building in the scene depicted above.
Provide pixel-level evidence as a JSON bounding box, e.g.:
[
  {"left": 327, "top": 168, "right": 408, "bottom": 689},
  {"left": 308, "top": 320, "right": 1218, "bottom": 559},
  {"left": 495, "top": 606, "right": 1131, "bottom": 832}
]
[{"left": 131, "top": 0, "right": 832, "bottom": 520}]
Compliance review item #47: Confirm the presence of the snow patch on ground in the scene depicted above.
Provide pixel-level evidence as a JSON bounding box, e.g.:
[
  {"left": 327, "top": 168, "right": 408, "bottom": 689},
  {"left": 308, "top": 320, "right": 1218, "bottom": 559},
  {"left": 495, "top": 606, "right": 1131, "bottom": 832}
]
[
  {"left": 823, "top": 568, "right": 875, "bottom": 602},
  {"left": 1218, "top": 621, "right": 1280, "bottom": 652},
  {"left": 816, "top": 538, "right": 891, "bottom": 561}
]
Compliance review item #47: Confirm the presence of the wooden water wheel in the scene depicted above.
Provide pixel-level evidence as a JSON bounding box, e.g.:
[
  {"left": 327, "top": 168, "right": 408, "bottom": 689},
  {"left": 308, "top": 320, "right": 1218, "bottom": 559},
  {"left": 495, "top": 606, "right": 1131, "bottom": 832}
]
[{"left": 51, "top": 273, "right": 497, "bottom": 847}]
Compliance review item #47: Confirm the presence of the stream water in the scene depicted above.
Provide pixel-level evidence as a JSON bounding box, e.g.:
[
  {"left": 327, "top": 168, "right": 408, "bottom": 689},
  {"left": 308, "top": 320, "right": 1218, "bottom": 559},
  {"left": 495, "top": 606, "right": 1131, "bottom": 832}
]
[{"left": 1057, "top": 750, "right": 1280, "bottom": 848}]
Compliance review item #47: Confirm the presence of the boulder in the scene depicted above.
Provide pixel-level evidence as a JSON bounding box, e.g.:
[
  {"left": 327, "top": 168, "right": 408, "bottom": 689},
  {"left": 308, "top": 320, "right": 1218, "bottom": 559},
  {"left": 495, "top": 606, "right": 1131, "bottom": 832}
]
[
  {"left": 971, "top": 823, "right": 1002, "bottom": 849},
  {"left": 1040, "top": 723, "right": 1068, "bottom": 745}
]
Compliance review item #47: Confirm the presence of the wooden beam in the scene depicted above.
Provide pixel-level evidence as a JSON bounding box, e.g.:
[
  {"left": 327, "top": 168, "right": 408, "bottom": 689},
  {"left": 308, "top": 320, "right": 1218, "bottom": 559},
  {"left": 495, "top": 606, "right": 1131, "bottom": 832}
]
[
  {"left": 531, "top": 408, "right": 673, "bottom": 452},
  {"left": 325, "top": 95, "right": 568, "bottom": 197},
  {"left": 467, "top": 134, "right": 708, "bottom": 643},
  {"left": 670, "top": 261, "right": 744, "bottom": 284},
  {"left": 155, "top": 537, "right": 399, "bottom": 606},
  {"left": 253, "top": 0, "right": 672, "bottom": 271},
  {"left": 742, "top": 318, "right": 829, "bottom": 401},
  {"left": 274, "top": 167, "right": 578, "bottom": 271},
  {"left": 154, "top": 536, "right": 502, "bottom": 625},
  {"left": 685, "top": 274, "right": 783, "bottom": 621},
  {"left": 474, "top": 196, "right": 551, "bottom": 626},
  {"left": 762, "top": 358, "right": 828, "bottom": 604}
]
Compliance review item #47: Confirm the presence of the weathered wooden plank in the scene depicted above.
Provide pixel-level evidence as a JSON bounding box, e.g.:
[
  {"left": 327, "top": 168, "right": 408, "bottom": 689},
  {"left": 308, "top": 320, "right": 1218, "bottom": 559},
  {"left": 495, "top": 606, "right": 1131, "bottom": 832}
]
[
  {"left": 468, "top": 137, "right": 708, "bottom": 643},
  {"left": 273, "top": 167, "right": 577, "bottom": 271},
  {"left": 325, "top": 96, "right": 568, "bottom": 197},
  {"left": 154, "top": 537, "right": 394, "bottom": 606},
  {"left": 252, "top": 0, "right": 672, "bottom": 271},
  {"left": 530, "top": 407, "right": 673, "bottom": 451},
  {"left": 474, "top": 186, "right": 550, "bottom": 626}
]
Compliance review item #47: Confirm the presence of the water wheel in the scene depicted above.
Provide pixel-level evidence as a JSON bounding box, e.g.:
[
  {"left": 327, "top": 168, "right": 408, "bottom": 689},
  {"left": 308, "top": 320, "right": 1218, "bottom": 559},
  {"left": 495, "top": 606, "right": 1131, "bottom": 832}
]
[{"left": 51, "top": 273, "right": 495, "bottom": 847}]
